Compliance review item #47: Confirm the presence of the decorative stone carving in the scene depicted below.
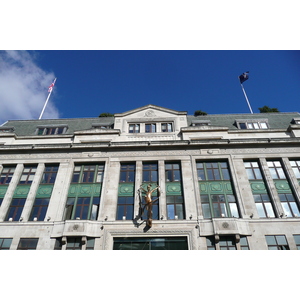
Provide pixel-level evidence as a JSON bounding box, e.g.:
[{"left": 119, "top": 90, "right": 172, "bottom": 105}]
[{"left": 144, "top": 110, "right": 156, "bottom": 117}]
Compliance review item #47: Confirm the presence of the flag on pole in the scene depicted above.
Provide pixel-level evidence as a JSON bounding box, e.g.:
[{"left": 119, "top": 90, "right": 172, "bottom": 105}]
[
  {"left": 48, "top": 79, "right": 56, "bottom": 92},
  {"left": 239, "top": 71, "right": 249, "bottom": 84}
]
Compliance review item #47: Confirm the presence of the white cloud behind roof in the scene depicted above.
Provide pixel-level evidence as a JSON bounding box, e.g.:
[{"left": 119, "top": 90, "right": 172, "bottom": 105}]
[{"left": 0, "top": 50, "right": 59, "bottom": 124}]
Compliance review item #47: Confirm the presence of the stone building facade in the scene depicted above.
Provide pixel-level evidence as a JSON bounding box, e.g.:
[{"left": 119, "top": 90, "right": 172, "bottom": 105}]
[{"left": 1, "top": 104, "right": 300, "bottom": 250}]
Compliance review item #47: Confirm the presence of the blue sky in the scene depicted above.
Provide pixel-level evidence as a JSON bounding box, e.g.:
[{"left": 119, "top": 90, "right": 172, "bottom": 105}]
[{"left": 1, "top": 50, "right": 300, "bottom": 124}]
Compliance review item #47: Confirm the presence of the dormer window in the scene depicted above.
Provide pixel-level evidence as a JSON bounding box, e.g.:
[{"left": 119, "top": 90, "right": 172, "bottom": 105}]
[
  {"left": 0, "top": 127, "right": 14, "bottom": 133},
  {"left": 192, "top": 120, "right": 211, "bottom": 127},
  {"left": 92, "top": 123, "right": 112, "bottom": 129},
  {"left": 145, "top": 123, "right": 156, "bottom": 133},
  {"left": 292, "top": 118, "right": 300, "bottom": 125},
  {"left": 129, "top": 124, "right": 140, "bottom": 133},
  {"left": 161, "top": 123, "right": 173, "bottom": 132},
  {"left": 236, "top": 119, "right": 269, "bottom": 130},
  {"left": 36, "top": 126, "right": 67, "bottom": 135}
]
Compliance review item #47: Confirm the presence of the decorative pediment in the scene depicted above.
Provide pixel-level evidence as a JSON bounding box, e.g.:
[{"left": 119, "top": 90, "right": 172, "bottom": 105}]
[{"left": 114, "top": 104, "right": 187, "bottom": 119}]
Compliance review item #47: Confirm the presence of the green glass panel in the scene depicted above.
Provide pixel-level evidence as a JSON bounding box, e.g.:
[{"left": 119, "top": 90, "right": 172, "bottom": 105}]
[
  {"left": 274, "top": 180, "right": 292, "bottom": 193},
  {"left": 13, "top": 185, "right": 31, "bottom": 198},
  {"left": 0, "top": 186, "right": 8, "bottom": 196},
  {"left": 36, "top": 185, "right": 54, "bottom": 198},
  {"left": 166, "top": 182, "right": 182, "bottom": 195},
  {"left": 118, "top": 183, "right": 135, "bottom": 196}
]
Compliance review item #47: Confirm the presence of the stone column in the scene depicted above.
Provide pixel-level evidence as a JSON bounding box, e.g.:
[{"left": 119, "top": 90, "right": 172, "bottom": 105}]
[
  {"left": 158, "top": 160, "right": 167, "bottom": 220},
  {"left": 21, "top": 163, "right": 45, "bottom": 221},
  {"left": 48, "top": 160, "right": 74, "bottom": 221},
  {"left": 181, "top": 158, "right": 197, "bottom": 220},
  {"left": 0, "top": 163, "right": 23, "bottom": 221},
  {"left": 100, "top": 160, "right": 120, "bottom": 221}
]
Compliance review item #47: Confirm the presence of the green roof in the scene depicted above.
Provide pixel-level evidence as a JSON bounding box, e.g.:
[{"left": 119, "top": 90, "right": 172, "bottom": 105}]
[
  {"left": 187, "top": 112, "right": 300, "bottom": 130},
  {"left": 1, "top": 112, "right": 299, "bottom": 136},
  {"left": 1, "top": 117, "right": 114, "bottom": 136}
]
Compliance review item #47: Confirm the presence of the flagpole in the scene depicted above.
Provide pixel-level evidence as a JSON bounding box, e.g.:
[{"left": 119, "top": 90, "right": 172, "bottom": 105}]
[
  {"left": 39, "top": 78, "right": 56, "bottom": 120},
  {"left": 240, "top": 83, "right": 253, "bottom": 114}
]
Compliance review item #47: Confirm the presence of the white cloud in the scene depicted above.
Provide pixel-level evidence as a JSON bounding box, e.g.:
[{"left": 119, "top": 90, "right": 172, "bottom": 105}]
[{"left": 0, "top": 50, "right": 59, "bottom": 124}]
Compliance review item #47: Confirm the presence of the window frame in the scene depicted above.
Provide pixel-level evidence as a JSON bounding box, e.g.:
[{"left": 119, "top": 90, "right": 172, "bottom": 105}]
[
  {"left": 267, "top": 160, "right": 286, "bottom": 179},
  {"left": 0, "top": 238, "right": 13, "bottom": 250},
  {"left": 166, "top": 195, "right": 185, "bottom": 220},
  {"left": 119, "top": 163, "right": 136, "bottom": 183},
  {"left": 19, "top": 165, "right": 37, "bottom": 185},
  {"left": 278, "top": 193, "right": 300, "bottom": 217},
  {"left": 71, "top": 164, "right": 105, "bottom": 184},
  {"left": 36, "top": 126, "right": 67, "bottom": 135},
  {"left": 29, "top": 198, "right": 50, "bottom": 221},
  {"left": 165, "top": 162, "right": 182, "bottom": 182},
  {"left": 0, "top": 165, "right": 16, "bottom": 185},
  {"left": 128, "top": 123, "right": 140, "bottom": 133},
  {"left": 5, "top": 198, "right": 26, "bottom": 221},
  {"left": 236, "top": 119, "right": 269, "bottom": 130},
  {"left": 64, "top": 196, "right": 100, "bottom": 220},
  {"left": 196, "top": 161, "right": 231, "bottom": 181},
  {"left": 145, "top": 123, "right": 157, "bottom": 133},
  {"left": 161, "top": 123, "right": 173, "bottom": 132},
  {"left": 40, "top": 165, "right": 59, "bottom": 184},
  {"left": 17, "top": 238, "right": 39, "bottom": 250},
  {"left": 116, "top": 196, "right": 134, "bottom": 220},
  {"left": 265, "top": 235, "right": 289, "bottom": 250}
]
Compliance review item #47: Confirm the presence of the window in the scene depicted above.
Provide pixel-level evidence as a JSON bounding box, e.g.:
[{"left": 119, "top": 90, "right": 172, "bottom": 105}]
[
  {"left": 17, "top": 238, "right": 38, "bottom": 250},
  {"left": 145, "top": 123, "right": 156, "bottom": 133},
  {"left": 119, "top": 163, "right": 135, "bottom": 183},
  {"left": 244, "top": 162, "right": 263, "bottom": 180},
  {"left": 0, "top": 238, "right": 12, "bottom": 250},
  {"left": 0, "top": 198, "right": 3, "bottom": 206},
  {"left": 64, "top": 196, "right": 100, "bottom": 220},
  {"left": 92, "top": 124, "right": 112, "bottom": 129},
  {"left": 290, "top": 160, "right": 300, "bottom": 179},
  {"left": 266, "top": 235, "right": 289, "bottom": 250},
  {"left": 166, "top": 195, "right": 185, "bottom": 220},
  {"left": 253, "top": 194, "right": 275, "bottom": 218},
  {"left": 65, "top": 237, "right": 95, "bottom": 250},
  {"left": 113, "top": 237, "right": 188, "bottom": 250},
  {"left": 86, "top": 238, "right": 95, "bottom": 250},
  {"left": 29, "top": 198, "right": 50, "bottom": 221},
  {"left": 40, "top": 165, "right": 59, "bottom": 184},
  {"left": 198, "top": 161, "right": 239, "bottom": 218},
  {"left": 72, "top": 164, "right": 104, "bottom": 183},
  {"left": 293, "top": 235, "right": 300, "bottom": 250},
  {"left": 0, "top": 127, "right": 14, "bottom": 133},
  {"left": 129, "top": 124, "right": 140, "bottom": 133},
  {"left": 0, "top": 165, "right": 16, "bottom": 185},
  {"left": 197, "top": 162, "right": 230, "bottom": 181},
  {"left": 19, "top": 165, "right": 37, "bottom": 184},
  {"left": 37, "top": 126, "right": 67, "bottom": 135},
  {"left": 278, "top": 193, "right": 300, "bottom": 217},
  {"left": 237, "top": 120, "right": 268, "bottom": 129},
  {"left": 219, "top": 236, "right": 237, "bottom": 250},
  {"left": 143, "top": 162, "right": 158, "bottom": 183},
  {"left": 192, "top": 120, "right": 211, "bottom": 127},
  {"left": 240, "top": 236, "right": 250, "bottom": 250},
  {"left": 206, "top": 235, "right": 249, "bottom": 250},
  {"left": 5, "top": 198, "right": 26, "bottom": 221},
  {"left": 165, "top": 162, "right": 181, "bottom": 182},
  {"left": 66, "top": 237, "right": 82, "bottom": 250},
  {"left": 267, "top": 161, "right": 286, "bottom": 179},
  {"left": 116, "top": 196, "right": 134, "bottom": 220},
  {"left": 201, "top": 194, "right": 239, "bottom": 218},
  {"left": 161, "top": 123, "right": 173, "bottom": 132}
]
